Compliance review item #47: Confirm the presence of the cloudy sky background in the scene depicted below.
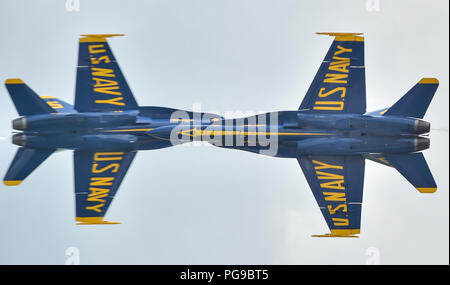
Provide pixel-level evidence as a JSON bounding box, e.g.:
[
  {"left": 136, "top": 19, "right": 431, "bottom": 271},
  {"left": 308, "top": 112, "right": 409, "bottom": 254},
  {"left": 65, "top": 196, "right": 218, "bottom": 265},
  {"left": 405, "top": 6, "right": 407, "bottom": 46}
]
[{"left": 0, "top": 0, "right": 448, "bottom": 264}]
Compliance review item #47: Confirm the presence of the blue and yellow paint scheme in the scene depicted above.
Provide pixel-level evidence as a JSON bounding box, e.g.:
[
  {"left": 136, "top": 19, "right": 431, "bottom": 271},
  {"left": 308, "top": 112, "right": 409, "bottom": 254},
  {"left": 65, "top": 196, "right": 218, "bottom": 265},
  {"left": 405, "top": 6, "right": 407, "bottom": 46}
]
[{"left": 3, "top": 33, "right": 439, "bottom": 236}]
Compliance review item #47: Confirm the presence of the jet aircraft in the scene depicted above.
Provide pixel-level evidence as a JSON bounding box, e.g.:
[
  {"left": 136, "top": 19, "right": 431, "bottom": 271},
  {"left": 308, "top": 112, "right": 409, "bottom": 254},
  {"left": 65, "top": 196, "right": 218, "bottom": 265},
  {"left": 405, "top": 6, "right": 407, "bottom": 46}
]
[{"left": 3, "top": 33, "right": 438, "bottom": 237}]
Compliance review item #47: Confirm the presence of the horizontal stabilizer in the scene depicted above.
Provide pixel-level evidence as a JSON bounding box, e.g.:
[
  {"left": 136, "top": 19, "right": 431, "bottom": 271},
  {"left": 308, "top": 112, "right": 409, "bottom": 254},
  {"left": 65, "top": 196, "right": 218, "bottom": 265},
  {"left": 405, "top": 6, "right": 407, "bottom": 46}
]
[
  {"left": 5, "top": 79, "right": 54, "bottom": 116},
  {"left": 384, "top": 153, "right": 437, "bottom": 193},
  {"left": 4, "top": 147, "right": 54, "bottom": 186},
  {"left": 384, "top": 78, "right": 438, "bottom": 119}
]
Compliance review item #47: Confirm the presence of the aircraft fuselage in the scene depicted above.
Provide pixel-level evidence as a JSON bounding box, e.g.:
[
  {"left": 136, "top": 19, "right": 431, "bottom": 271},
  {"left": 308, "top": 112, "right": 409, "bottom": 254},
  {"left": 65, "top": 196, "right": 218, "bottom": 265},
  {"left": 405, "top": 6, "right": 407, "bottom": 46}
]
[{"left": 11, "top": 107, "right": 431, "bottom": 158}]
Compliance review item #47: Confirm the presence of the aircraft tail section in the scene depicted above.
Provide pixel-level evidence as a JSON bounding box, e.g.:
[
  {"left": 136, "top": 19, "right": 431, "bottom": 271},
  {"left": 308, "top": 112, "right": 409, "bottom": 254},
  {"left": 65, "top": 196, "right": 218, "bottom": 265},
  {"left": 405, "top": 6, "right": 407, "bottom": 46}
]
[
  {"left": 39, "top": 96, "right": 76, "bottom": 113},
  {"left": 384, "top": 78, "right": 439, "bottom": 119},
  {"left": 3, "top": 147, "right": 54, "bottom": 186},
  {"left": 5, "top": 79, "right": 55, "bottom": 116},
  {"left": 383, "top": 152, "right": 437, "bottom": 193}
]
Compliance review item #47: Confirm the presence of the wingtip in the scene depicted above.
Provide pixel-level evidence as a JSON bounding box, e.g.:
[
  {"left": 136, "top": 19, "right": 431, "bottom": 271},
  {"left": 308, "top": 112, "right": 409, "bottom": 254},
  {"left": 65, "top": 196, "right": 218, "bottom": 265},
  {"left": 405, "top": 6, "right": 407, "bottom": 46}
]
[
  {"left": 316, "top": 32, "right": 363, "bottom": 36},
  {"left": 79, "top": 34, "right": 125, "bottom": 42},
  {"left": 316, "top": 32, "right": 364, "bottom": 42},
  {"left": 311, "top": 234, "right": 359, "bottom": 238},
  {"left": 76, "top": 221, "right": 121, "bottom": 225},
  {"left": 311, "top": 229, "right": 360, "bottom": 238},
  {"left": 75, "top": 217, "right": 121, "bottom": 225}
]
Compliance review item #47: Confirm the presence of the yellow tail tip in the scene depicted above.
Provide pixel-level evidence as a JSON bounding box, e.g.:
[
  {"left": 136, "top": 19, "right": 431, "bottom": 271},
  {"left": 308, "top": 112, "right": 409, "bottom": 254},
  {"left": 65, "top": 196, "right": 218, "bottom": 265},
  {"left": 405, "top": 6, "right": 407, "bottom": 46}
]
[
  {"left": 5, "top": 78, "right": 24, "bottom": 84},
  {"left": 3, "top": 180, "right": 23, "bottom": 186},
  {"left": 416, "top": 187, "right": 437, "bottom": 193},
  {"left": 418, "top": 78, "right": 439, "bottom": 84}
]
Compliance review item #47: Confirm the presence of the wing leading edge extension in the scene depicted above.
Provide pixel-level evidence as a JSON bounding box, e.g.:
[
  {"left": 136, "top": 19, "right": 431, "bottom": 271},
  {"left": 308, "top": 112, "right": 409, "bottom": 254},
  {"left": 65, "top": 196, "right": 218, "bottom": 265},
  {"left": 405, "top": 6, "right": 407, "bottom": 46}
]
[
  {"left": 75, "top": 34, "right": 138, "bottom": 112},
  {"left": 74, "top": 150, "right": 137, "bottom": 225},
  {"left": 297, "top": 155, "right": 365, "bottom": 237},
  {"left": 299, "top": 33, "right": 366, "bottom": 114}
]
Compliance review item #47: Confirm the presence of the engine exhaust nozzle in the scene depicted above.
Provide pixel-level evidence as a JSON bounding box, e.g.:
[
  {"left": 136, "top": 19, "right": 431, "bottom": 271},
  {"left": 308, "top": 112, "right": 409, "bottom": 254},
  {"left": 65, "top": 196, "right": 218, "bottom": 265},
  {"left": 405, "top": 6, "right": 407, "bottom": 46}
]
[
  {"left": 414, "top": 137, "right": 430, "bottom": 152},
  {"left": 414, "top": 119, "right": 430, "bottom": 134},
  {"left": 12, "top": 133, "right": 26, "bottom": 147},
  {"left": 12, "top": 117, "right": 27, "bottom": 131}
]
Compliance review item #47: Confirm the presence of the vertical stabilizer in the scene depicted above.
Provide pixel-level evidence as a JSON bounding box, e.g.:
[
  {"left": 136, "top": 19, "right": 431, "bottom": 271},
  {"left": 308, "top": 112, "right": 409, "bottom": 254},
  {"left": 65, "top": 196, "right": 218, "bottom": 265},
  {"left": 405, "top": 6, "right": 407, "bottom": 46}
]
[
  {"left": 3, "top": 147, "right": 54, "bottom": 186},
  {"left": 384, "top": 78, "right": 439, "bottom": 119},
  {"left": 5, "top": 79, "right": 54, "bottom": 116}
]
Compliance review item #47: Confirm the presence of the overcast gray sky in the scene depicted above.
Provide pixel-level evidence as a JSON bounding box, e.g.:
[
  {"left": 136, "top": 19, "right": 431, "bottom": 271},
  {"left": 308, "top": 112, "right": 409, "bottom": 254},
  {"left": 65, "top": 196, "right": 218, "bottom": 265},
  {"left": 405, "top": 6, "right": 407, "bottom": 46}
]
[{"left": 0, "top": 0, "right": 448, "bottom": 264}]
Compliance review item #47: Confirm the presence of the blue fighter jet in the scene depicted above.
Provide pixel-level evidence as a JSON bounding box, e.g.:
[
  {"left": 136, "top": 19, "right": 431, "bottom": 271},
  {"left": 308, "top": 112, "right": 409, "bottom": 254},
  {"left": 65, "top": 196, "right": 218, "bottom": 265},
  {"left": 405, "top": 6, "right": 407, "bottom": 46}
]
[{"left": 3, "top": 33, "right": 438, "bottom": 237}]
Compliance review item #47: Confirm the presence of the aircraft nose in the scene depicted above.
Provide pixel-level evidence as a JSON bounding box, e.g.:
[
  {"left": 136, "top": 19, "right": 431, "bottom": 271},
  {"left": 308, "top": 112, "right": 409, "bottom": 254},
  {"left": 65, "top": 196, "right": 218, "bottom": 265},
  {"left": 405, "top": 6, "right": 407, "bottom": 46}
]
[{"left": 415, "top": 137, "right": 430, "bottom": 152}]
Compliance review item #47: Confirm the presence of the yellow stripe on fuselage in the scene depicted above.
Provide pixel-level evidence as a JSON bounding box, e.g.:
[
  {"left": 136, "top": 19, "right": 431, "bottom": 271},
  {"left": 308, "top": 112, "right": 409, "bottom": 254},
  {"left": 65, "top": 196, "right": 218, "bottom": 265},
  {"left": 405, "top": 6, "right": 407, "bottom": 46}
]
[
  {"left": 179, "top": 129, "right": 333, "bottom": 137},
  {"left": 103, "top": 128, "right": 153, "bottom": 133}
]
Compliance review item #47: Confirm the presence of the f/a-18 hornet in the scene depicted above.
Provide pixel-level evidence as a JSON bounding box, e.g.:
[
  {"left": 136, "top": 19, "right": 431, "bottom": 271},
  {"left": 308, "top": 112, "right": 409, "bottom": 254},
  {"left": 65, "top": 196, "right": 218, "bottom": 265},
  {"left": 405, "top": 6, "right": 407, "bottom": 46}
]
[{"left": 4, "top": 33, "right": 438, "bottom": 237}]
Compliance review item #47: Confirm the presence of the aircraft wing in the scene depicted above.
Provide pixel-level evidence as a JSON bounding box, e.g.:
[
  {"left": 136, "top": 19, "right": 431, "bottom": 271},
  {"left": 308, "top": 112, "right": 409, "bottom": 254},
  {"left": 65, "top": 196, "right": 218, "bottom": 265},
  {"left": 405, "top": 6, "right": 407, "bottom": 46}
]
[
  {"left": 297, "top": 155, "right": 365, "bottom": 237},
  {"left": 299, "top": 33, "right": 366, "bottom": 114},
  {"left": 74, "top": 150, "right": 137, "bottom": 224},
  {"left": 74, "top": 34, "right": 138, "bottom": 112}
]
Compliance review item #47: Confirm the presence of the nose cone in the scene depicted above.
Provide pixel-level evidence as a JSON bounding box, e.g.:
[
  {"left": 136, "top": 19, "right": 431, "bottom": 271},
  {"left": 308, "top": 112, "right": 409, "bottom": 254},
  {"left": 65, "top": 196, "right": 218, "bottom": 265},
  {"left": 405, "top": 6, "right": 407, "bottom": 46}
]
[
  {"left": 415, "top": 137, "right": 430, "bottom": 152},
  {"left": 12, "top": 117, "right": 27, "bottom": 131},
  {"left": 415, "top": 120, "right": 430, "bottom": 134},
  {"left": 12, "top": 133, "right": 26, "bottom": 147}
]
